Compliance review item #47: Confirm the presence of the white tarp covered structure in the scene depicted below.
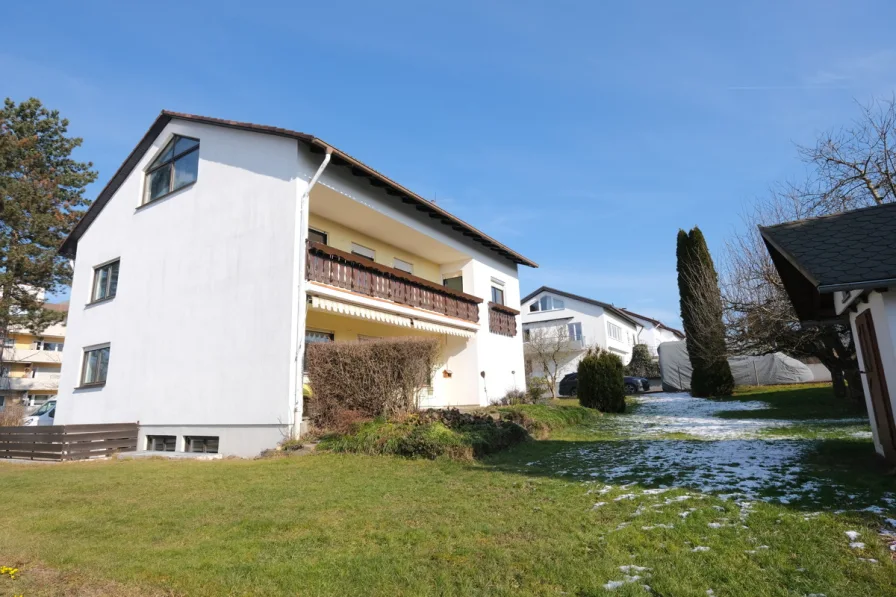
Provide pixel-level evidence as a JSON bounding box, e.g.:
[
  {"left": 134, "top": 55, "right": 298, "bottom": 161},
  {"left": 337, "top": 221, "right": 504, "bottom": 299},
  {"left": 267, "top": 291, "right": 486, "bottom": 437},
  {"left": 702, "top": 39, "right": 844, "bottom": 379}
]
[{"left": 657, "top": 340, "right": 815, "bottom": 392}]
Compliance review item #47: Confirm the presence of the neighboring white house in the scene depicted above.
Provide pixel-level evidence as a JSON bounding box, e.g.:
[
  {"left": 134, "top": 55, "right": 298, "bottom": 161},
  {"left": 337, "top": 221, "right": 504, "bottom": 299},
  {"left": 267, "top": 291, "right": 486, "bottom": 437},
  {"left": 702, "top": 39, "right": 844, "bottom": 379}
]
[
  {"left": 55, "top": 111, "right": 536, "bottom": 457},
  {"left": 620, "top": 309, "right": 684, "bottom": 357},
  {"left": 761, "top": 202, "right": 896, "bottom": 463},
  {"left": 521, "top": 287, "right": 642, "bottom": 386}
]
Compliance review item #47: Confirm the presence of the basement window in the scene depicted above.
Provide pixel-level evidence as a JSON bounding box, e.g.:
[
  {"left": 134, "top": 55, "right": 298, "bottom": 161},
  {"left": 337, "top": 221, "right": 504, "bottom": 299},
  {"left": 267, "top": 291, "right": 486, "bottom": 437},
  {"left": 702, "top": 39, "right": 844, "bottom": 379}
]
[
  {"left": 147, "top": 435, "right": 176, "bottom": 452},
  {"left": 144, "top": 135, "right": 199, "bottom": 204},
  {"left": 185, "top": 436, "right": 219, "bottom": 454}
]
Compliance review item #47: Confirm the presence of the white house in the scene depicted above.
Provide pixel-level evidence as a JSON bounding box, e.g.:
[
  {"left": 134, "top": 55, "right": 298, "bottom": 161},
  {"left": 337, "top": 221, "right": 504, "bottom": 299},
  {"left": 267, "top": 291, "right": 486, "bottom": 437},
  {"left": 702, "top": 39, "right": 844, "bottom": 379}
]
[
  {"left": 761, "top": 202, "right": 896, "bottom": 463},
  {"left": 620, "top": 309, "right": 684, "bottom": 357},
  {"left": 55, "top": 111, "right": 537, "bottom": 457},
  {"left": 521, "top": 287, "right": 642, "bottom": 386}
]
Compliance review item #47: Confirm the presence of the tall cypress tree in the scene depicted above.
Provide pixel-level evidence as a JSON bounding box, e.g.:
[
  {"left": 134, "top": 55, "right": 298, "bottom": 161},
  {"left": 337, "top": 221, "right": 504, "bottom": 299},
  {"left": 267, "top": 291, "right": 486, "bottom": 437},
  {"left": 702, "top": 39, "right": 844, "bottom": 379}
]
[
  {"left": 0, "top": 98, "right": 96, "bottom": 339},
  {"left": 676, "top": 227, "right": 734, "bottom": 397}
]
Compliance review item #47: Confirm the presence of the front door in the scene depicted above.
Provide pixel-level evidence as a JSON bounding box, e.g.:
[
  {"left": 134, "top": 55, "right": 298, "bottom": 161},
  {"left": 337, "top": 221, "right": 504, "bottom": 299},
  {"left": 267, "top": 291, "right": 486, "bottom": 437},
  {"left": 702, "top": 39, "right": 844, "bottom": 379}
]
[{"left": 855, "top": 310, "right": 896, "bottom": 462}]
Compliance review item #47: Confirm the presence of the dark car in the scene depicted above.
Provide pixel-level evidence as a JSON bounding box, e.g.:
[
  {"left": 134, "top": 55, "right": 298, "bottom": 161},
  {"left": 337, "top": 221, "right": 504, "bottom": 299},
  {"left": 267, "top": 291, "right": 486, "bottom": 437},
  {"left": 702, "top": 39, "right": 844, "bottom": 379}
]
[
  {"left": 624, "top": 376, "right": 651, "bottom": 394},
  {"left": 557, "top": 373, "right": 649, "bottom": 396}
]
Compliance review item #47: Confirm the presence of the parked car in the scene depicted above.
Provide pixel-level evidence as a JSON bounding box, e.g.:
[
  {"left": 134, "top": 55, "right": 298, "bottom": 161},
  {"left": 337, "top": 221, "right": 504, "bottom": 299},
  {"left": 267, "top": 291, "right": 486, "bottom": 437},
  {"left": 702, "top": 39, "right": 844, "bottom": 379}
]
[
  {"left": 558, "top": 373, "right": 578, "bottom": 396},
  {"left": 557, "top": 373, "right": 649, "bottom": 396},
  {"left": 624, "top": 376, "right": 651, "bottom": 394},
  {"left": 23, "top": 399, "right": 56, "bottom": 426}
]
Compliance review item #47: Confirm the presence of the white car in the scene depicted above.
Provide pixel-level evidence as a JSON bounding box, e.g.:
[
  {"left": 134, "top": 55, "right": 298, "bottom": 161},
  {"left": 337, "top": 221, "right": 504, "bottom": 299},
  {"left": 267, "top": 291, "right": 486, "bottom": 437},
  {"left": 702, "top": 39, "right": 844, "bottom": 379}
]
[{"left": 23, "top": 400, "right": 56, "bottom": 426}]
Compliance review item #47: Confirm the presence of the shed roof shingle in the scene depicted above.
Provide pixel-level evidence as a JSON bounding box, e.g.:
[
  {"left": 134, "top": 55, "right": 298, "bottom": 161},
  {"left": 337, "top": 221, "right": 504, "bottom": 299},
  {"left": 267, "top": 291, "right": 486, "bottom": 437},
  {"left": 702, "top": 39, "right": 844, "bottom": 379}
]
[{"left": 760, "top": 201, "right": 896, "bottom": 292}]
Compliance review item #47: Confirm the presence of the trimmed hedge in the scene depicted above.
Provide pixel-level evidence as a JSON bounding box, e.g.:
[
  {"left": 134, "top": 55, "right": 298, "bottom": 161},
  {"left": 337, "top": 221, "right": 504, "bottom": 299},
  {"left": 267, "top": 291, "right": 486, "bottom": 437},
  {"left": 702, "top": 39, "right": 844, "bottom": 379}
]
[
  {"left": 317, "top": 409, "right": 529, "bottom": 460},
  {"left": 305, "top": 337, "right": 440, "bottom": 428},
  {"left": 577, "top": 348, "right": 626, "bottom": 413}
]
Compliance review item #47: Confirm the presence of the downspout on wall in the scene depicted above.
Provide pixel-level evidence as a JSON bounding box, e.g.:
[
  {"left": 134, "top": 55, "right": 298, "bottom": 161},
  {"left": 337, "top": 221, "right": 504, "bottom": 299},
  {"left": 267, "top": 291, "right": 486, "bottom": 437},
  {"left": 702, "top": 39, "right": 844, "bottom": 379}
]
[{"left": 291, "top": 148, "right": 332, "bottom": 439}]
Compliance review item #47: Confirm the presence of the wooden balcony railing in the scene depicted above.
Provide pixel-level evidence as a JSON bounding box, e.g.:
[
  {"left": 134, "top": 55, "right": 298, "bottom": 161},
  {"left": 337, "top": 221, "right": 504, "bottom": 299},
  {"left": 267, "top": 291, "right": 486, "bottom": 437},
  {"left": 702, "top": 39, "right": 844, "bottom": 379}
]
[
  {"left": 488, "top": 302, "right": 519, "bottom": 337},
  {"left": 306, "top": 241, "right": 482, "bottom": 323}
]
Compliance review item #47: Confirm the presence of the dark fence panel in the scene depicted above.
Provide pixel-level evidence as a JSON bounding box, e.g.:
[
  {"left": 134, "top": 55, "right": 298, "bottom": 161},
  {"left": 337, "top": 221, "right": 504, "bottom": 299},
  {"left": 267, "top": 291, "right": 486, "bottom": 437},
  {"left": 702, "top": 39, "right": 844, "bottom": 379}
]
[{"left": 0, "top": 423, "right": 138, "bottom": 461}]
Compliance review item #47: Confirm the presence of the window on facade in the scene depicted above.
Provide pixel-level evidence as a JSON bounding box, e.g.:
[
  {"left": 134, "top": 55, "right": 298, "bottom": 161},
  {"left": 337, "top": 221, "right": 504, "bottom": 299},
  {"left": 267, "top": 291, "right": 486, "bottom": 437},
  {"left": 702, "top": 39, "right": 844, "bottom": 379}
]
[
  {"left": 145, "top": 135, "right": 199, "bottom": 203},
  {"left": 607, "top": 322, "right": 622, "bottom": 342},
  {"left": 26, "top": 394, "right": 53, "bottom": 407},
  {"left": 523, "top": 327, "right": 531, "bottom": 341},
  {"left": 568, "top": 322, "right": 583, "bottom": 341},
  {"left": 443, "top": 275, "right": 463, "bottom": 292},
  {"left": 81, "top": 345, "right": 110, "bottom": 386},
  {"left": 308, "top": 228, "right": 328, "bottom": 245},
  {"left": 186, "top": 436, "right": 219, "bottom": 454},
  {"left": 92, "top": 260, "right": 120, "bottom": 302},
  {"left": 393, "top": 258, "right": 413, "bottom": 274},
  {"left": 2, "top": 337, "right": 13, "bottom": 348},
  {"left": 147, "top": 435, "right": 176, "bottom": 452},
  {"left": 491, "top": 286, "right": 505, "bottom": 305},
  {"left": 36, "top": 339, "right": 64, "bottom": 351},
  {"left": 351, "top": 243, "right": 375, "bottom": 261},
  {"left": 532, "top": 295, "right": 565, "bottom": 312},
  {"left": 304, "top": 330, "right": 334, "bottom": 370}
]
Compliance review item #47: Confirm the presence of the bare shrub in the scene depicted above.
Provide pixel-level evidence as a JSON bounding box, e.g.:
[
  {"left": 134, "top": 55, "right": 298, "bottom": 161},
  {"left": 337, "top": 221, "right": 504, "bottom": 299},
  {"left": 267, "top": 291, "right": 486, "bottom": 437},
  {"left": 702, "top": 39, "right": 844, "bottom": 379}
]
[
  {"left": 0, "top": 402, "right": 26, "bottom": 427},
  {"left": 305, "top": 337, "right": 441, "bottom": 429}
]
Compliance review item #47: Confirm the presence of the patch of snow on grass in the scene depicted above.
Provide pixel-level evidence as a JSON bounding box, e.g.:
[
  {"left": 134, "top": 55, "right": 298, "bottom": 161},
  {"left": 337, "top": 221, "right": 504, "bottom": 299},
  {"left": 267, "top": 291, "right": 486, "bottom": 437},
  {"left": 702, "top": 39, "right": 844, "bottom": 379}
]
[
  {"left": 845, "top": 530, "right": 860, "bottom": 540},
  {"left": 691, "top": 546, "right": 710, "bottom": 552},
  {"left": 849, "top": 542, "right": 865, "bottom": 549},
  {"left": 622, "top": 392, "right": 783, "bottom": 439}
]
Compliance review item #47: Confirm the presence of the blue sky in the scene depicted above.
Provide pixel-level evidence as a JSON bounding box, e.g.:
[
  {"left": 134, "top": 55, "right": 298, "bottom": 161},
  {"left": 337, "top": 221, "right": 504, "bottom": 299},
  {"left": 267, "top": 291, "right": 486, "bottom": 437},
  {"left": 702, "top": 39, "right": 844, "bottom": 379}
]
[{"left": 5, "top": 1, "right": 896, "bottom": 325}]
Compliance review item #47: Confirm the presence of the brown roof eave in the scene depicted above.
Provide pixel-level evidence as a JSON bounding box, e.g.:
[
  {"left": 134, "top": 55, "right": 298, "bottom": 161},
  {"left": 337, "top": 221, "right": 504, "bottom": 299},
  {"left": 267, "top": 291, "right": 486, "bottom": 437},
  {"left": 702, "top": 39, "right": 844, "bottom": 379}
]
[{"left": 60, "top": 110, "right": 538, "bottom": 269}]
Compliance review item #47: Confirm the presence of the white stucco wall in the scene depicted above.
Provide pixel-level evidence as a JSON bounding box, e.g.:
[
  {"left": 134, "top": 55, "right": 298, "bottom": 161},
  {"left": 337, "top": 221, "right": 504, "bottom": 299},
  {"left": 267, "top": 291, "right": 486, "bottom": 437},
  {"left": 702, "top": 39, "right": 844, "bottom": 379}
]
[
  {"left": 850, "top": 290, "right": 896, "bottom": 459},
  {"left": 56, "top": 118, "right": 529, "bottom": 451},
  {"left": 56, "top": 121, "right": 303, "bottom": 455},
  {"left": 521, "top": 291, "right": 641, "bottom": 394}
]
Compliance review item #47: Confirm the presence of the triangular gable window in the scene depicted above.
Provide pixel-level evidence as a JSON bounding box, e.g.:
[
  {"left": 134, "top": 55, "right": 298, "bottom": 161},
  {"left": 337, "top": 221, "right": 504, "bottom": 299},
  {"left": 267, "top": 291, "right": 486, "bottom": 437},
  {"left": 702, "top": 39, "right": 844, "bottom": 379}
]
[{"left": 144, "top": 135, "right": 200, "bottom": 204}]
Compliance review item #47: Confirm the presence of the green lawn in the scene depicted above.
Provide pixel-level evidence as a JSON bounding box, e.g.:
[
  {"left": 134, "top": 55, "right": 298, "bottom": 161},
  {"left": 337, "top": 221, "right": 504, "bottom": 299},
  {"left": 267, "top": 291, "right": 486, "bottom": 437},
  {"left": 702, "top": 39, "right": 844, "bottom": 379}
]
[
  {"left": 1, "top": 385, "right": 895, "bottom": 596},
  {"left": 715, "top": 383, "right": 867, "bottom": 420}
]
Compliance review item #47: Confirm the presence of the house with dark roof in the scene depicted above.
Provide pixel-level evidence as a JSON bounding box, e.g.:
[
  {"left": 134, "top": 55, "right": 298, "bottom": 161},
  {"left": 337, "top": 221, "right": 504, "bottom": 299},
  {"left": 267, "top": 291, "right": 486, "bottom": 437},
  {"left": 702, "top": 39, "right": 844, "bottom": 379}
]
[
  {"left": 520, "top": 287, "right": 643, "bottom": 393},
  {"left": 619, "top": 308, "right": 685, "bottom": 358},
  {"left": 54, "top": 110, "right": 537, "bottom": 456},
  {"left": 761, "top": 202, "right": 896, "bottom": 462}
]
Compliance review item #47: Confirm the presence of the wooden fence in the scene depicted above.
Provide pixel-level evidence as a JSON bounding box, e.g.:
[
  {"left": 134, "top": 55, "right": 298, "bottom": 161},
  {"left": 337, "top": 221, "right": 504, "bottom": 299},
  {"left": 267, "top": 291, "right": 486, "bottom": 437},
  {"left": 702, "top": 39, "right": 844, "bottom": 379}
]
[
  {"left": 307, "top": 241, "right": 482, "bottom": 323},
  {"left": 0, "top": 423, "right": 139, "bottom": 461}
]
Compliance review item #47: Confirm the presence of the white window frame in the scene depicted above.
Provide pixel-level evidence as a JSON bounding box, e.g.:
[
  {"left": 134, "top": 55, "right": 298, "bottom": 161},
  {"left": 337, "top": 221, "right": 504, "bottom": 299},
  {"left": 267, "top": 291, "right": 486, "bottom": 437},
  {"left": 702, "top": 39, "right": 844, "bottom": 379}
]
[
  {"left": 531, "top": 295, "right": 565, "bottom": 312},
  {"left": 607, "top": 321, "right": 622, "bottom": 342},
  {"left": 568, "top": 322, "right": 583, "bottom": 341}
]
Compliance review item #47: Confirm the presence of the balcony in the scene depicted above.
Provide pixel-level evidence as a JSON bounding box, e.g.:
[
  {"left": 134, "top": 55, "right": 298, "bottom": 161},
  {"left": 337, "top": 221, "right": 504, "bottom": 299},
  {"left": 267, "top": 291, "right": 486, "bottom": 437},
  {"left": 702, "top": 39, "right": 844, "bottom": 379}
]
[
  {"left": 1, "top": 348, "right": 63, "bottom": 365},
  {"left": 306, "top": 241, "right": 482, "bottom": 324},
  {"left": 488, "top": 302, "right": 519, "bottom": 337},
  {"left": 523, "top": 334, "right": 587, "bottom": 352},
  {"left": 0, "top": 374, "right": 61, "bottom": 391}
]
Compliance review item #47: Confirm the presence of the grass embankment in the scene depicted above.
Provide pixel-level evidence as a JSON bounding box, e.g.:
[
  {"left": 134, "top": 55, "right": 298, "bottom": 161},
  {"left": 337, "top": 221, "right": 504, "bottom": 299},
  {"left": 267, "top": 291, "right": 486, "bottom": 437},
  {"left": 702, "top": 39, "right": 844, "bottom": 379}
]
[{"left": 317, "top": 403, "right": 603, "bottom": 459}]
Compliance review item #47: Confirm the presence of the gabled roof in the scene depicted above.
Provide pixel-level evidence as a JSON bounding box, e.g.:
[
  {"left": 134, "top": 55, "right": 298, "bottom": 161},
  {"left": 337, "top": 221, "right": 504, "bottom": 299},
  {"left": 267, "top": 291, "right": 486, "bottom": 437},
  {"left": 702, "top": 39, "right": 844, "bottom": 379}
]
[
  {"left": 521, "top": 286, "right": 642, "bottom": 328},
  {"left": 760, "top": 201, "right": 896, "bottom": 321},
  {"left": 620, "top": 308, "right": 685, "bottom": 338},
  {"left": 59, "top": 111, "right": 538, "bottom": 268}
]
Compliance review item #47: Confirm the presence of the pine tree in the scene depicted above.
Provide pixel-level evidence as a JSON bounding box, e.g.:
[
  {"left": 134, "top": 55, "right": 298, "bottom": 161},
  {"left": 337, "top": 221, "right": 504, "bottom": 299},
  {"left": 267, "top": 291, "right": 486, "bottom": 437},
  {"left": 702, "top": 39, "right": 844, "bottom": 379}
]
[
  {"left": 0, "top": 98, "right": 96, "bottom": 341},
  {"left": 676, "top": 227, "right": 734, "bottom": 397}
]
